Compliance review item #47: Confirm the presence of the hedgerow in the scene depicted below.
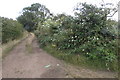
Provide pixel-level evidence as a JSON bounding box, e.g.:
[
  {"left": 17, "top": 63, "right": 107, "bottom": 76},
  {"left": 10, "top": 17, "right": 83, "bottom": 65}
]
[
  {"left": 35, "top": 3, "right": 118, "bottom": 70},
  {"left": 1, "top": 17, "right": 24, "bottom": 43}
]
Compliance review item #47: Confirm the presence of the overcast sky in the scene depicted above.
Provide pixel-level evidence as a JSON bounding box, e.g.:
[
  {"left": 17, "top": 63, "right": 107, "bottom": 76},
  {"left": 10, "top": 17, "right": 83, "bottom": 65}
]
[{"left": 0, "top": 0, "right": 118, "bottom": 20}]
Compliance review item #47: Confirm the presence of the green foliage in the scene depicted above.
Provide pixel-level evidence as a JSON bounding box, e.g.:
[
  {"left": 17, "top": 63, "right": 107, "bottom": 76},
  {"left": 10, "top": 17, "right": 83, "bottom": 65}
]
[
  {"left": 17, "top": 3, "right": 51, "bottom": 32},
  {"left": 43, "top": 44, "right": 117, "bottom": 71},
  {"left": 35, "top": 3, "right": 118, "bottom": 71},
  {"left": 0, "top": 17, "right": 2, "bottom": 43},
  {"left": 17, "top": 12, "right": 36, "bottom": 32},
  {"left": 1, "top": 17, "right": 24, "bottom": 43}
]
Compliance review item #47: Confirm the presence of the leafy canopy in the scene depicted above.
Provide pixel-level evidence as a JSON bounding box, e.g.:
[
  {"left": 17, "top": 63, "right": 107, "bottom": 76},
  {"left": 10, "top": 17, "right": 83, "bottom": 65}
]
[{"left": 17, "top": 3, "right": 51, "bottom": 32}]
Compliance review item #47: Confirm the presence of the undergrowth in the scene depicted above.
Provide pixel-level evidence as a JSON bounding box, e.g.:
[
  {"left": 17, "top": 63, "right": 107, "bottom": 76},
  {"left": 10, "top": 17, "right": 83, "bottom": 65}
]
[{"left": 43, "top": 44, "right": 118, "bottom": 71}]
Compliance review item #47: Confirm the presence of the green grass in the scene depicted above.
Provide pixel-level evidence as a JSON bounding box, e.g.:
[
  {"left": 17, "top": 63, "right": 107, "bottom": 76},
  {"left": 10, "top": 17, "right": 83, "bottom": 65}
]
[
  {"left": 2, "top": 40, "right": 21, "bottom": 58},
  {"left": 43, "top": 44, "right": 118, "bottom": 71},
  {"left": 2, "top": 31, "right": 29, "bottom": 59},
  {"left": 25, "top": 43, "right": 33, "bottom": 54}
]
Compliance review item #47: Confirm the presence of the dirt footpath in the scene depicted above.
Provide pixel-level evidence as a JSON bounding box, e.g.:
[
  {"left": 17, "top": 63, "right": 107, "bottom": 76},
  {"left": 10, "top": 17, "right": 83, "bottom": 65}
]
[{"left": 2, "top": 33, "right": 117, "bottom": 78}]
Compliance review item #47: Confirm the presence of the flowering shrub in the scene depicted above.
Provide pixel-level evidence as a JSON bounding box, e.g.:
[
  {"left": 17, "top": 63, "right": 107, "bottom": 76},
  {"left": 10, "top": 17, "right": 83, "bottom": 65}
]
[{"left": 35, "top": 3, "right": 118, "bottom": 70}]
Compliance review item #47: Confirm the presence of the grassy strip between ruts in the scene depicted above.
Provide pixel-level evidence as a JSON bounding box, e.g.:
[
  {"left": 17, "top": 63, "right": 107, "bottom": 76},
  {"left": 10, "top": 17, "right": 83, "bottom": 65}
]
[
  {"left": 1, "top": 31, "right": 29, "bottom": 59},
  {"left": 42, "top": 44, "right": 118, "bottom": 72},
  {"left": 25, "top": 33, "right": 35, "bottom": 54},
  {"left": 25, "top": 43, "right": 33, "bottom": 54}
]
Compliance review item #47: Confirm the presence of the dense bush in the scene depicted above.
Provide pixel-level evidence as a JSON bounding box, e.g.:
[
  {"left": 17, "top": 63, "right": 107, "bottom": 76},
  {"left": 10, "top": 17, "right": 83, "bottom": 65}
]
[
  {"left": 1, "top": 17, "right": 24, "bottom": 43},
  {"left": 35, "top": 3, "right": 118, "bottom": 70}
]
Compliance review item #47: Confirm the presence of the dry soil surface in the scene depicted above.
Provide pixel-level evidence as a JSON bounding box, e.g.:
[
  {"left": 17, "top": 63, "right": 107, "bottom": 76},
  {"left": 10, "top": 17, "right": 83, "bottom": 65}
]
[{"left": 2, "top": 33, "right": 118, "bottom": 78}]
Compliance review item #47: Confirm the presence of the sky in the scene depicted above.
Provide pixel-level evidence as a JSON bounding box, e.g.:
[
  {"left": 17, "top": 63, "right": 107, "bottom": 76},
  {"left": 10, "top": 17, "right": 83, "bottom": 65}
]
[{"left": 0, "top": 0, "right": 119, "bottom": 20}]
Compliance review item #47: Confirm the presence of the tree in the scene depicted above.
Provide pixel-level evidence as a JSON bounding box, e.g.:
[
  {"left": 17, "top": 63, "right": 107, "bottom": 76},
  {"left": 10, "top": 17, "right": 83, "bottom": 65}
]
[
  {"left": 101, "top": 0, "right": 118, "bottom": 17},
  {"left": 17, "top": 3, "right": 51, "bottom": 32}
]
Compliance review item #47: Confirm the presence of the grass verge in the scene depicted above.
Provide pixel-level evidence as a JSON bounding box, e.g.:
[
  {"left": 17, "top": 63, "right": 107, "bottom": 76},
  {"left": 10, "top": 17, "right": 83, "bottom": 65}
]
[
  {"left": 1, "top": 31, "right": 29, "bottom": 59},
  {"left": 43, "top": 44, "right": 118, "bottom": 71}
]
